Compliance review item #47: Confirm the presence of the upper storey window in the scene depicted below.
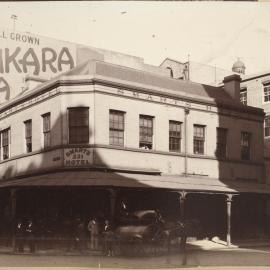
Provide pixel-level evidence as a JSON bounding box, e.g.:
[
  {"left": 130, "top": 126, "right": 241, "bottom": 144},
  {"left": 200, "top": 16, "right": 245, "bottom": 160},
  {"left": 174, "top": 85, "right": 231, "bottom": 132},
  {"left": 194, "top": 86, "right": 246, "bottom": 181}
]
[
  {"left": 265, "top": 116, "right": 270, "bottom": 137},
  {"left": 169, "top": 121, "right": 181, "bottom": 152},
  {"left": 68, "top": 107, "right": 89, "bottom": 144},
  {"left": 240, "top": 88, "right": 247, "bottom": 105},
  {"left": 139, "top": 115, "right": 153, "bottom": 150},
  {"left": 109, "top": 110, "right": 125, "bottom": 146},
  {"left": 241, "top": 131, "right": 251, "bottom": 161},
  {"left": 216, "top": 128, "right": 227, "bottom": 159},
  {"left": 24, "top": 120, "right": 32, "bottom": 153},
  {"left": 1, "top": 128, "right": 10, "bottom": 160},
  {"left": 42, "top": 113, "right": 51, "bottom": 148},
  {"left": 193, "top": 125, "right": 205, "bottom": 155},
  {"left": 264, "top": 84, "right": 270, "bottom": 102}
]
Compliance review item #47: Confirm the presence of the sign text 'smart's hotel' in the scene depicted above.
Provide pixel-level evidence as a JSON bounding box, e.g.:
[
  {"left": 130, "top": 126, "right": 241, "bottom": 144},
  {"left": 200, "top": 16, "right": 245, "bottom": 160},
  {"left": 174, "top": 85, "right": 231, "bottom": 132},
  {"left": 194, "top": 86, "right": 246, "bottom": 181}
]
[{"left": 0, "top": 29, "right": 269, "bottom": 248}]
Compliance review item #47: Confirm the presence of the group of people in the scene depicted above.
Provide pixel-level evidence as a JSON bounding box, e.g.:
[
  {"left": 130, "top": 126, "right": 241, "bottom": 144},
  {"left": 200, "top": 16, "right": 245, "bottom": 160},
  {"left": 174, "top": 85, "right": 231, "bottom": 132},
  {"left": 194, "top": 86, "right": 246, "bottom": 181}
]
[
  {"left": 14, "top": 216, "right": 114, "bottom": 255},
  {"left": 15, "top": 218, "right": 35, "bottom": 253},
  {"left": 13, "top": 199, "right": 130, "bottom": 254},
  {"left": 74, "top": 217, "right": 114, "bottom": 256}
]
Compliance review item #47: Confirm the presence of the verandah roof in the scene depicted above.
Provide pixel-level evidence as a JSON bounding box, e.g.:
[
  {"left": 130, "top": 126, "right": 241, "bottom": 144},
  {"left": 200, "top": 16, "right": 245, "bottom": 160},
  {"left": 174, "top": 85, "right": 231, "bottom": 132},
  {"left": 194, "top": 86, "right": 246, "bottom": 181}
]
[{"left": 0, "top": 171, "right": 270, "bottom": 195}]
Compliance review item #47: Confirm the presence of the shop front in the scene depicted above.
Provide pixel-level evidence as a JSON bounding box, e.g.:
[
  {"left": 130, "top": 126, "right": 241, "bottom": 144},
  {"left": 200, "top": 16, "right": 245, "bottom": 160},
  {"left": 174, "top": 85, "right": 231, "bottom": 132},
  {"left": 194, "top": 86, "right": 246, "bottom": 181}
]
[{"left": 0, "top": 171, "right": 269, "bottom": 254}]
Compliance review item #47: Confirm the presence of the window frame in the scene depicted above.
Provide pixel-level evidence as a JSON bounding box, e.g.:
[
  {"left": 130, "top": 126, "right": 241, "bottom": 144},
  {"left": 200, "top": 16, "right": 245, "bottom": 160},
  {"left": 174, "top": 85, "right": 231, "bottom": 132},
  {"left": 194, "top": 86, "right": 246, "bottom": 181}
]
[
  {"left": 263, "top": 84, "right": 270, "bottom": 103},
  {"left": 216, "top": 127, "right": 228, "bottom": 159},
  {"left": 241, "top": 131, "right": 251, "bottom": 161},
  {"left": 1, "top": 128, "right": 10, "bottom": 160},
  {"left": 68, "top": 107, "right": 89, "bottom": 144},
  {"left": 139, "top": 115, "right": 154, "bottom": 150},
  {"left": 24, "top": 119, "right": 32, "bottom": 153},
  {"left": 240, "top": 88, "right": 247, "bottom": 105},
  {"left": 42, "top": 113, "right": 51, "bottom": 148},
  {"left": 265, "top": 116, "right": 270, "bottom": 137},
  {"left": 193, "top": 124, "right": 205, "bottom": 155},
  {"left": 169, "top": 120, "right": 182, "bottom": 152},
  {"left": 109, "top": 110, "right": 125, "bottom": 146}
]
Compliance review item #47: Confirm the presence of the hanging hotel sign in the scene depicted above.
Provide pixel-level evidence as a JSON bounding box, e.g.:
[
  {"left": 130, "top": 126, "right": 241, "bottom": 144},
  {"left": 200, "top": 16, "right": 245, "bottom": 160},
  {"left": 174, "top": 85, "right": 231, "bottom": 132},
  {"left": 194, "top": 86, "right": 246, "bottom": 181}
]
[
  {"left": 0, "top": 28, "right": 77, "bottom": 104},
  {"left": 64, "top": 148, "right": 93, "bottom": 167}
]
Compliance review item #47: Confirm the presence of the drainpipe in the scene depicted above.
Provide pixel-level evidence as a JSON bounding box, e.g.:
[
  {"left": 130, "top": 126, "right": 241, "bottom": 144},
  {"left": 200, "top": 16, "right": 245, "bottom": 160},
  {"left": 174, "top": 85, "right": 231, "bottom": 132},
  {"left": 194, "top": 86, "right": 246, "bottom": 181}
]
[{"left": 184, "top": 105, "right": 190, "bottom": 176}]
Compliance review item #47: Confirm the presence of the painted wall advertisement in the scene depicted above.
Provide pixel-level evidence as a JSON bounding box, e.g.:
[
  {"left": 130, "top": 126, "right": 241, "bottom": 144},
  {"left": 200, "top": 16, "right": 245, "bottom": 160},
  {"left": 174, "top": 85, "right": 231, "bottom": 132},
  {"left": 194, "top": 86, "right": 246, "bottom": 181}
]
[
  {"left": 64, "top": 148, "right": 93, "bottom": 167},
  {"left": 0, "top": 28, "right": 77, "bottom": 104}
]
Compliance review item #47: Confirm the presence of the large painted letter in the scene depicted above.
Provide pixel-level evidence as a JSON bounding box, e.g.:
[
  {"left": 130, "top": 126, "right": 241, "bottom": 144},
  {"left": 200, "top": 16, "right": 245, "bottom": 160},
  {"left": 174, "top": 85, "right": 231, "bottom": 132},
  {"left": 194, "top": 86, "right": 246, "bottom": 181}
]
[
  {"left": 19, "top": 48, "right": 40, "bottom": 75},
  {"left": 0, "top": 77, "right": 10, "bottom": 100},
  {"left": 5, "top": 47, "right": 22, "bottom": 73},
  {"left": 42, "top": 48, "right": 57, "bottom": 73},
  {"left": 58, "top": 47, "right": 74, "bottom": 71}
]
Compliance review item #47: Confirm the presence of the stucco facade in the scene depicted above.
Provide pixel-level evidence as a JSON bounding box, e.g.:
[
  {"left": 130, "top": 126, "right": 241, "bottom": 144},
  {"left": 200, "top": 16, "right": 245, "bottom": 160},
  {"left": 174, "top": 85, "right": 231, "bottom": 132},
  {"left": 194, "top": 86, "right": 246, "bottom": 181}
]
[
  {"left": 0, "top": 56, "right": 269, "bottom": 252},
  {"left": 0, "top": 61, "right": 265, "bottom": 184}
]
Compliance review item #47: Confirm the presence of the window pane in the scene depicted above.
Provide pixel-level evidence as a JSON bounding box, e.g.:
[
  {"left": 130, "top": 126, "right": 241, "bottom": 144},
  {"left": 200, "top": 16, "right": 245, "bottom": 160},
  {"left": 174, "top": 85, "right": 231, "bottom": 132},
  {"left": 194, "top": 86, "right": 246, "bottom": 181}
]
[
  {"left": 42, "top": 113, "right": 51, "bottom": 148},
  {"left": 139, "top": 115, "right": 153, "bottom": 149},
  {"left": 194, "top": 125, "right": 205, "bottom": 154},
  {"left": 2, "top": 129, "right": 9, "bottom": 147},
  {"left": 25, "top": 120, "right": 32, "bottom": 139},
  {"left": 169, "top": 121, "right": 181, "bottom": 152},
  {"left": 240, "top": 88, "right": 247, "bottom": 105},
  {"left": 44, "top": 133, "right": 51, "bottom": 148},
  {"left": 69, "top": 108, "right": 89, "bottom": 127},
  {"left": 43, "top": 114, "right": 51, "bottom": 132},
  {"left": 241, "top": 131, "right": 251, "bottom": 160},
  {"left": 68, "top": 108, "right": 89, "bottom": 144},
  {"left": 216, "top": 128, "right": 227, "bottom": 159},
  {"left": 1, "top": 129, "right": 10, "bottom": 160},
  {"left": 264, "top": 85, "right": 270, "bottom": 102},
  {"left": 265, "top": 117, "right": 270, "bottom": 137},
  {"left": 24, "top": 120, "right": 32, "bottom": 153},
  {"left": 109, "top": 110, "right": 125, "bottom": 146}
]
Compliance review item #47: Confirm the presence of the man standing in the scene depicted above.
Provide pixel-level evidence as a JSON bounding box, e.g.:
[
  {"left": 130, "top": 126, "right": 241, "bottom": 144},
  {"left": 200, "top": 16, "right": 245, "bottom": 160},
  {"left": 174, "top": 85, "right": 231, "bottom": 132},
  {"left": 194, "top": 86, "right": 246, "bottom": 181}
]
[
  {"left": 25, "top": 218, "right": 35, "bottom": 253},
  {"left": 87, "top": 217, "right": 99, "bottom": 250}
]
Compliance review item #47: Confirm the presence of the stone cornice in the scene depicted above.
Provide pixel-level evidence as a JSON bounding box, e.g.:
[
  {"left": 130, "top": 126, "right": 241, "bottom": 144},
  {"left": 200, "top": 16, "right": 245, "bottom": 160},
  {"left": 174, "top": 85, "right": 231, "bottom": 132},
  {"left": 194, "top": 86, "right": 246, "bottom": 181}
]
[{"left": 0, "top": 75, "right": 264, "bottom": 121}]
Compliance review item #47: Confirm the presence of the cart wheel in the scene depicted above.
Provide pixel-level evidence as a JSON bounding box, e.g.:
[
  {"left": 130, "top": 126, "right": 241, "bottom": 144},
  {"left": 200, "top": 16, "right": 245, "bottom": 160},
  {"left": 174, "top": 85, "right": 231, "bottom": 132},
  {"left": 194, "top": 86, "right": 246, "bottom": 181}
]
[
  {"left": 130, "top": 237, "right": 144, "bottom": 256},
  {"left": 155, "top": 232, "right": 169, "bottom": 255}
]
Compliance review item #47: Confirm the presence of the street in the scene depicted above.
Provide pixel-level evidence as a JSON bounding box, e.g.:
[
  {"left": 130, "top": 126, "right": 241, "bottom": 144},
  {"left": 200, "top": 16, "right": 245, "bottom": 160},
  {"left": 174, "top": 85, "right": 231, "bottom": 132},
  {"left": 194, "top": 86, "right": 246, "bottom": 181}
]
[{"left": 1, "top": 247, "right": 270, "bottom": 268}]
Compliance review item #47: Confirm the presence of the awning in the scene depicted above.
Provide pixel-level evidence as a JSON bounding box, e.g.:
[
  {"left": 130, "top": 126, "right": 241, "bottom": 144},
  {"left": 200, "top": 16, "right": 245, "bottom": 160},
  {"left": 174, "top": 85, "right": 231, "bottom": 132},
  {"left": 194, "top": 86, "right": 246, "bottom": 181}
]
[{"left": 0, "top": 171, "right": 270, "bottom": 194}]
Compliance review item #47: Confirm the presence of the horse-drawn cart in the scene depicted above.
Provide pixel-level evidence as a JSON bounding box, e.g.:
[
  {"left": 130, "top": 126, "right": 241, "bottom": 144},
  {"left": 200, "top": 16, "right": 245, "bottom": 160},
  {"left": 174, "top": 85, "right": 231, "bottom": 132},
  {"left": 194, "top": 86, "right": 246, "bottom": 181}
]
[{"left": 111, "top": 210, "right": 187, "bottom": 256}]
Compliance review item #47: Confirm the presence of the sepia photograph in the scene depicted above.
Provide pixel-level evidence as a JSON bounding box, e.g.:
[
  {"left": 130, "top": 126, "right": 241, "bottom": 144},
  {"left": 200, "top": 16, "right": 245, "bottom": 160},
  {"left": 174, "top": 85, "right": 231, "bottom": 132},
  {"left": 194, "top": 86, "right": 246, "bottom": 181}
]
[{"left": 0, "top": 1, "right": 270, "bottom": 269}]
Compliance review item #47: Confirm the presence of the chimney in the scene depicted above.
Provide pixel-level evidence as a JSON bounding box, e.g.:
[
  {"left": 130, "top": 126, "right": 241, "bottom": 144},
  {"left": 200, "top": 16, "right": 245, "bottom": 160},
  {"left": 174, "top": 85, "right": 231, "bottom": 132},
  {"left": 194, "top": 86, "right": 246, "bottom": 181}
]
[{"left": 223, "top": 74, "right": 241, "bottom": 101}]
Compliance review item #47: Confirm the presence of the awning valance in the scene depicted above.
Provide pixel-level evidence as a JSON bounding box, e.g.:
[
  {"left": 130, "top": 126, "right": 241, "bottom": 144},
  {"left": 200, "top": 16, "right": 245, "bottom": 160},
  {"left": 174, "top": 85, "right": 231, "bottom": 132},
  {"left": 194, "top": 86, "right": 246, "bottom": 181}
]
[{"left": 0, "top": 171, "right": 270, "bottom": 194}]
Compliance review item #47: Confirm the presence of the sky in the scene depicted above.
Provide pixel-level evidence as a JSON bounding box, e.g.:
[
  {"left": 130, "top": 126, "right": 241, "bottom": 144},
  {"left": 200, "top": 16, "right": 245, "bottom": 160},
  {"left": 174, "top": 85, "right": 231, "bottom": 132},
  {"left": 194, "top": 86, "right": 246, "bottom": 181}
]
[{"left": 1, "top": 1, "right": 270, "bottom": 75}]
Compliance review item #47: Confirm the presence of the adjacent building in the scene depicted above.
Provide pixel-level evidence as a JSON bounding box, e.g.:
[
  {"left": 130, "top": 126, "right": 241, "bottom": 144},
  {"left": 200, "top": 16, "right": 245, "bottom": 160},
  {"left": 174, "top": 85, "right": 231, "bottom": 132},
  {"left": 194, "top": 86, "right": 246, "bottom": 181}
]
[
  {"left": 162, "top": 57, "right": 270, "bottom": 184},
  {"left": 240, "top": 70, "right": 270, "bottom": 183}
]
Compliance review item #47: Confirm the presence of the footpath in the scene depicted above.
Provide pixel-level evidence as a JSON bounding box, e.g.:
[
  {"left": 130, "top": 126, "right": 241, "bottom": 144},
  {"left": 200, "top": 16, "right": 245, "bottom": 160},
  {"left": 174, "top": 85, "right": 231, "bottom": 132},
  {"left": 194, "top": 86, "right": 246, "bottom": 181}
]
[{"left": 0, "top": 239, "right": 270, "bottom": 268}]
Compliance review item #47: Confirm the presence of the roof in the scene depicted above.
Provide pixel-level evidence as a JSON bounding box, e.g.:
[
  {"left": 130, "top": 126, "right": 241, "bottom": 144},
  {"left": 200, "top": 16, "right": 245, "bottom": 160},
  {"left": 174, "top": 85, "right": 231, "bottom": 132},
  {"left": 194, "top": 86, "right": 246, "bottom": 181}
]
[
  {"left": 241, "top": 70, "right": 270, "bottom": 82},
  {"left": 0, "top": 60, "right": 264, "bottom": 116},
  {"left": 1, "top": 171, "right": 270, "bottom": 194}
]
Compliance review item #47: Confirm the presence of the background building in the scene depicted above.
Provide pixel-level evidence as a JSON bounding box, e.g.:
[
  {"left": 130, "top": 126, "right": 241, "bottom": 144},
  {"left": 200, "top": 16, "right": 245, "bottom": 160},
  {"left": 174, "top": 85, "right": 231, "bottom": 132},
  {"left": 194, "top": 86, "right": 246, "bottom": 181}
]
[
  {"left": 160, "top": 58, "right": 235, "bottom": 87},
  {"left": 240, "top": 70, "right": 270, "bottom": 183}
]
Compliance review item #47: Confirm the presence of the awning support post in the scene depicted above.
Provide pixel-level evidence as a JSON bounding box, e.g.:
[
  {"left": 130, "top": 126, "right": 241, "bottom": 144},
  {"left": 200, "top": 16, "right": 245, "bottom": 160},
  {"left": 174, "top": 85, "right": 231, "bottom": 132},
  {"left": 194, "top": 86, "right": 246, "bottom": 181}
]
[
  {"left": 179, "top": 191, "right": 188, "bottom": 262},
  {"left": 226, "top": 194, "right": 233, "bottom": 247},
  {"left": 108, "top": 189, "right": 117, "bottom": 226},
  {"left": 10, "top": 188, "right": 17, "bottom": 252},
  {"left": 179, "top": 191, "right": 187, "bottom": 221}
]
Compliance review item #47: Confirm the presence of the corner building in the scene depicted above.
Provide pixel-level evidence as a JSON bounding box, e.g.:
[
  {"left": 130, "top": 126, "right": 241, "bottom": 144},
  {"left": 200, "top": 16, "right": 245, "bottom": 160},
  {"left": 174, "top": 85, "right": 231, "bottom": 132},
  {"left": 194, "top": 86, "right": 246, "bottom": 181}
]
[{"left": 0, "top": 59, "right": 269, "bottom": 249}]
